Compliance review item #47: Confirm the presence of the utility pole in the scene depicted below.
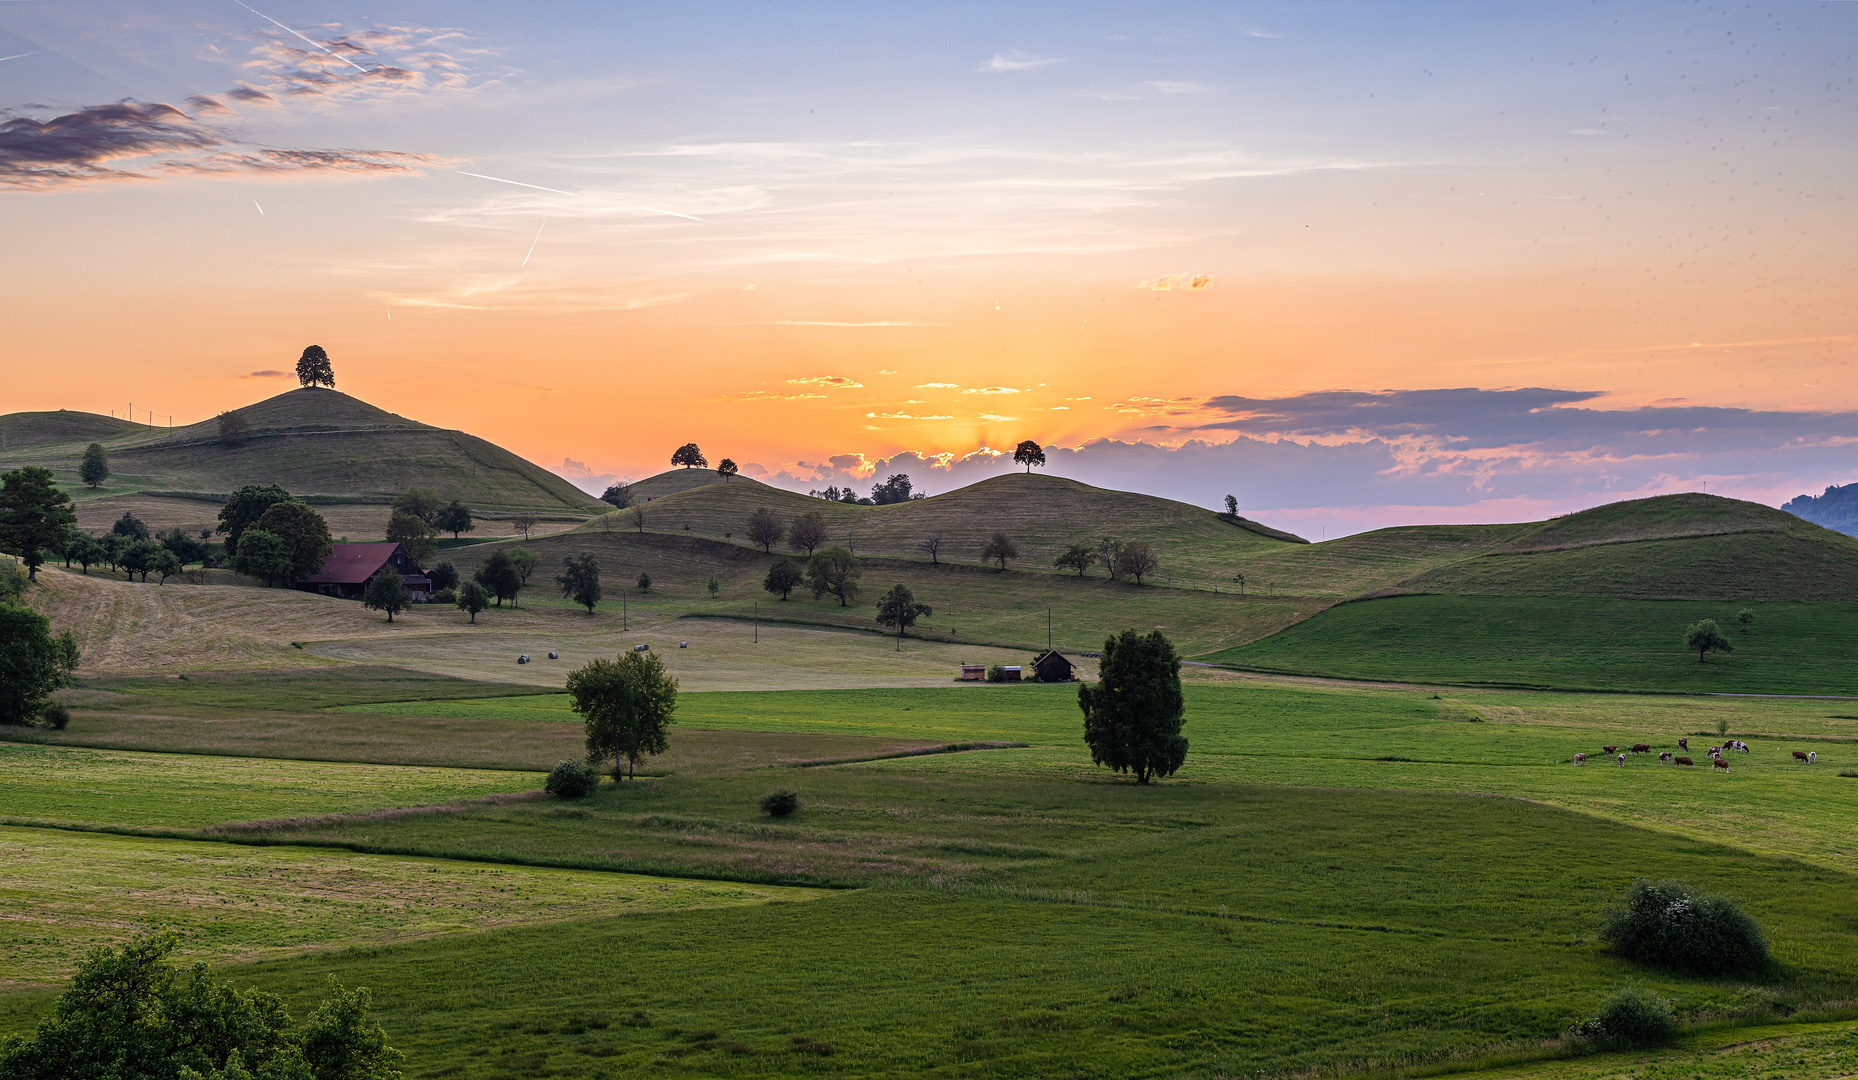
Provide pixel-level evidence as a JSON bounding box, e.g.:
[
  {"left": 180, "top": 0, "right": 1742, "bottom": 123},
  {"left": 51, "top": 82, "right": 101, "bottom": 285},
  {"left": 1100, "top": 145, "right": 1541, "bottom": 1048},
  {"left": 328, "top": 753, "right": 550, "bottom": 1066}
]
[
  {"left": 754, "top": 601, "right": 759, "bottom": 644},
  {"left": 622, "top": 596, "right": 627, "bottom": 631},
  {"left": 1047, "top": 607, "right": 1052, "bottom": 650}
]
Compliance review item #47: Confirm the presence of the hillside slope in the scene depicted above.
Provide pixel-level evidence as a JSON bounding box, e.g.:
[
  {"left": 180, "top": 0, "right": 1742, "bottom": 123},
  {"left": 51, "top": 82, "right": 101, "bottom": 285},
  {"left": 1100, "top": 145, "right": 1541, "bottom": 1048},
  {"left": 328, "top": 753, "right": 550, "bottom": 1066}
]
[
  {"left": 0, "top": 389, "right": 600, "bottom": 512},
  {"left": 1785, "top": 482, "right": 1858, "bottom": 538}
]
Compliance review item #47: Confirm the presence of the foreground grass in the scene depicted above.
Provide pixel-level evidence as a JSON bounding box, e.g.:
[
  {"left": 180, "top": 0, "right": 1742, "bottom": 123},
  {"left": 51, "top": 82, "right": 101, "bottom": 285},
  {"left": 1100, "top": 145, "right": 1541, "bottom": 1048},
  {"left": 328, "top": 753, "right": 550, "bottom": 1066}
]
[
  {"left": 1203, "top": 595, "right": 1858, "bottom": 694},
  {"left": 0, "top": 825, "right": 825, "bottom": 990},
  {"left": 1461, "top": 1018, "right": 1858, "bottom": 1079}
]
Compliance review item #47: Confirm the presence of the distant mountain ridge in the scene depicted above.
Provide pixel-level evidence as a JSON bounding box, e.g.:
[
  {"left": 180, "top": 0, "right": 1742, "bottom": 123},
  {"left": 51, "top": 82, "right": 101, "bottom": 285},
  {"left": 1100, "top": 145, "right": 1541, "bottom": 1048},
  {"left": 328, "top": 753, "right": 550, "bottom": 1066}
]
[{"left": 1783, "top": 483, "right": 1858, "bottom": 538}]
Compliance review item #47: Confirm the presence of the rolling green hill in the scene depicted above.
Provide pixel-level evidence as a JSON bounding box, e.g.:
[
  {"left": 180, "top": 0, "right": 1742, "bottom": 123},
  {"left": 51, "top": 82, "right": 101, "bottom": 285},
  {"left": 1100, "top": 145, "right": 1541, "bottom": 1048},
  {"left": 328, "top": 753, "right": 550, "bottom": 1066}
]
[{"left": 0, "top": 389, "right": 601, "bottom": 513}]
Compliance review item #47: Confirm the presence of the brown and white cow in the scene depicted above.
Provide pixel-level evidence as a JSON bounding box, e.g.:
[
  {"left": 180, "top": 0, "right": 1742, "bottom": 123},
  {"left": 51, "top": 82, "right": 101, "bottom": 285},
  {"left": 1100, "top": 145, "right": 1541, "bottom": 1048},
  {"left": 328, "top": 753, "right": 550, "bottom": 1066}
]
[
  {"left": 1794, "top": 750, "right": 1811, "bottom": 762},
  {"left": 1618, "top": 753, "right": 1627, "bottom": 767},
  {"left": 1573, "top": 753, "right": 1587, "bottom": 765},
  {"left": 1631, "top": 743, "right": 1651, "bottom": 754},
  {"left": 1675, "top": 756, "right": 1694, "bottom": 767},
  {"left": 1658, "top": 752, "right": 1672, "bottom": 763},
  {"left": 1714, "top": 757, "right": 1731, "bottom": 772},
  {"left": 1678, "top": 738, "right": 1688, "bottom": 750},
  {"left": 1603, "top": 745, "right": 1619, "bottom": 755}
]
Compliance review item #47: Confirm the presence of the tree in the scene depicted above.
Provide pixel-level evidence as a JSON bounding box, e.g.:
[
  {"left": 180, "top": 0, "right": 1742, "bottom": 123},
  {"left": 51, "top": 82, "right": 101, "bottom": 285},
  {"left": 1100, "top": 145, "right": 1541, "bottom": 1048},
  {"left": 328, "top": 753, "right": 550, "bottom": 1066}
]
[
  {"left": 1737, "top": 608, "right": 1755, "bottom": 632},
  {"left": 385, "top": 510, "right": 437, "bottom": 566},
  {"left": 788, "top": 511, "right": 827, "bottom": 555},
  {"left": 764, "top": 558, "right": 803, "bottom": 600},
  {"left": 1685, "top": 619, "right": 1733, "bottom": 663},
  {"left": 980, "top": 531, "right": 1018, "bottom": 570},
  {"left": 0, "top": 601, "right": 78, "bottom": 726},
  {"left": 508, "top": 545, "right": 540, "bottom": 586},
  {"left": 427, "top": 560, "right": 460, "bottom": 591},
  {"left": 568, "top": 650, "right": 678, "bottom": 779},
  {"left": 1078, "top": 628, "right": 1188, "bottom": 783},
  {"left": 671, "top": 443, "right": 707, "bottom": 469},
  {"left": 216, "top": 484, "right": 292, "bottom": 556},
  {"left": 600, "top": 482, "right": 634, "bottom": 509},
  {"left": 1115, "top": 541, "right": 1159, "bottom": 585},
  {"left": 871, "top": 473, "right": 913, "bottom": 505},
  {"left": 0, "top": 560, "right": 25, "bottom": 603},
  {"left": 918, "top": 533, "right": 944, "bottom": 565},
  {"left": 1054, "top": 543, "right": 1096, "bottom": 577},
  {"left": 159, "top": 527, "right": 207, "bottom": 567},
  {"left": 79, "top": 443, "right": 110, "bottom": 489},
  {"left": 511, "top": 513, "right": 538, "bottom": 540},
  {"left": 717, "top": 458, "right": 739, "bottom": 482},
  {"left": 111, "top": 511, "right": 150, "bottom": 541},
  {"left": 390, "top": 488, "right": 444, "bottom": 528},
  {"left": 805, "top": 546, "right": 861, "bottom": 606},
  {"left": 629, "top": 505, "right": 646, "bottom": 533},
  {"left": 474, "top": 551, "right": 522, "bottom": 607},
  {"left": 0, "top": 929, "right": 401, "bottom": 1080},
  {"left": 296, "top": 344, "right": 336, "bottom": 388},
  {"left": 636, "top": 571, "right": 651, "bottom": 592},
  {"left": 875, "top": 583, "right": 932, "bottom": 650},
  {"left": 66, "top": 534, "right": 102, "bottom": 575},
  {"left": 746, "top": 507, "right": 783, "bottom": 552},
  {"left": 1222, "top": 494, "right": 1239, "bottom": 520},
  {"left": 363, "top": 566, "right": 407, "bottom": 621},
  {"left": 118, "top": 539, "right": 161, "bottom": 582},
  {"left": 557, "top": 553, "right": 602, "bottom": 614},
  {"left": 149, "top": 549, "right": 182, "bottom": 584},
  {"left": 435, "top": 500, "right": 475, "bottom": 539},
  {"left": 230, "top": 529, "right": 293, "bottom": 586},
  {"left": 456, "top": 580, "right": 489, "bottom": 623},
  {"left": 217, "top": 409, "right": 251, "bottom": 447},
  {"left": 1097, "top": 538, "right": 1126, "bottom": 582},
  {"left": 253, "top": 500, "right": 333, "bottom": 580},
  {"left": 839, "top": 488, "right": 859, "bottom": 504},
  {"left": 0, "top": 466, "right": 76, "bottom": 580},
  {"left": 1014, "top": 440, "right": 1046, "bottom": 473}
]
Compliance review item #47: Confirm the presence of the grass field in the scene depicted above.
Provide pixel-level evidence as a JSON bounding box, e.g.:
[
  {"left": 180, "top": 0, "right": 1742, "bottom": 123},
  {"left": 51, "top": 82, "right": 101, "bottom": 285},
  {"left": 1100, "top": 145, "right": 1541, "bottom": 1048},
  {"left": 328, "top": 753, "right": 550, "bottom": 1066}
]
[
  {"left": 0, "top": 825, "right": 826, "bottom": 990},
  {"left": 1203, "top": 594, "right": 1858, "bottom": 694},
  {"left": 1466, "top": 1019, "right": 1858, "bottom": 1079}
]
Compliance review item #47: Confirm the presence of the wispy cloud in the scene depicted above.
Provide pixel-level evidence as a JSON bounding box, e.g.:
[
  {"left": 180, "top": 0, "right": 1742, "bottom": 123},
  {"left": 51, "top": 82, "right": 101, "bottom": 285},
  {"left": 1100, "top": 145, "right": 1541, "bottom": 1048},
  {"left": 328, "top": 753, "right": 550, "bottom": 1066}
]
[
  {"left": 786, "top": 375, "right": 864, "bottom": 388},
  {"left": 729, "top": 390, "right": 827, "bottom": 401},
  {"left": 981, "top": 51, "right": 1060, "bottom": 72},
  {"left": 917, "top": 382, "right": 960, "bottom": 389},
  {"left": 962, "top": 386, "right": 1023, "bottom": 395},
  {"left": 242, "top": 369, "right": 290, "bottom": 378},
  {"left": 1139, "top": 272, "right": 1211, "bottom": 290}
]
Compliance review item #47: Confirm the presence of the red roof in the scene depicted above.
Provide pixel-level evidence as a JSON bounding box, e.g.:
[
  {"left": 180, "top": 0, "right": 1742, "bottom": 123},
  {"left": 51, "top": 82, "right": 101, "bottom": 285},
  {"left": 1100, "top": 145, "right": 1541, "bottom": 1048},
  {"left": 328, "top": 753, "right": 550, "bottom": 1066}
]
[{"left": 298, "top": 543, "right": 399, "bottom": 585}]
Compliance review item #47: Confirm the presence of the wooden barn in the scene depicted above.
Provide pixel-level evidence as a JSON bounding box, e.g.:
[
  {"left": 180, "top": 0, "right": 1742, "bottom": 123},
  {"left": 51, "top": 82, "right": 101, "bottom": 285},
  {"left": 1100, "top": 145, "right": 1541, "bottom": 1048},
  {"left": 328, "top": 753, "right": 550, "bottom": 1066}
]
[
  {"left": 294, "top": 542, "right": 432, "bottom": 600},
  {"left": 1031, "top": 650, "right": 1076, "bottom": 682}
]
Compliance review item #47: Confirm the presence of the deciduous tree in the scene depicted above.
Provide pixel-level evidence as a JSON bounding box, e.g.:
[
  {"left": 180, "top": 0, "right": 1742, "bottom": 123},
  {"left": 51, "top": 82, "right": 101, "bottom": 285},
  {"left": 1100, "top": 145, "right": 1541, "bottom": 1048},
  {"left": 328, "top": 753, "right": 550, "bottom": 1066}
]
[
  {"left": 456, "top": 580, "right": 489, "bottom": 623},
  {"left": 296, "top": 344, "right": 336, "bottom": 388},
  {"left": 1685, "top": 619, "right": 1733, "bottom": 663},
  {"left": 746, "top": 507, "right": 783, "bottom": 552},
  {"left": 629, "top": 505, "right": 646, "bottom": 533},
  {"left": 600, "top": 482, "right": 634, "bottom": 509},
  {"left": 66, "top": 534, "right": 102, "bottom": 575},
  {"left": 427, "top": 560, "right": 459, "bottom": 591},
  {"left": 1097, "top": 538, "right": 1126, "bottom": 582},
  {"left": 1013, "top": 440, "right": 1046, "bottom": 473},
  {"left": 1222, "top": 494, "right": 1239, "bottom": 520},
  {"left": 435, "top": 500, "right": 475, "bottom": 539},
  {"left": 253, "top": 500, "right": 334, "bottom": 580},
  {"left": 671, "top": 443, "right": 707, "bottom": 469},
  {"left": 111, "top": 511, "right": 150, "bottom": 542},
  {"left": 1078, "top": 628, "right": 1188, "bottom": 783},
  {"left": 917, "top": 533, "right": 944, "bottom": 565},
  {"left": 230, "top": 529, "right": 294, "bottom": 586},
  {"left": 1737, "top": 608, "right": 1755, "bottom": 632},
  {"left": 385, "top": 510, "right": 437, "bottom": 565},
  {"left": 159, "top": 527, "right": 207, "bottom": 567},
  {"left": 870, "top": 473, "right": 913, "bottom": 504},
  {"left": 217, "top": 409, "right": 251, "bottom": 447},
  {"left": 805, "top": 546, "right": 861, "bottom": 606},
  {"left": 216, "top": 484, "right": 292, "bottom": 556},
  {"left": 118, "top": 539, "right": 161, "bottom": 582},
  {"left": 875, "top": 583, "right": 932, "bottom": 650},
  {"left": 0, "top": 600, "right": 78, "bottom": 726},
  {"left": 474, "top": 551, "right": 522, "bottom": 607},
  {"left": 569, "top": 650, "right": 678, "bottom": 779},
  {"left": 557, "top": 553, "right": 602, "bottom": 614},
  {"left": 390, "top": 488, "right": 444, "bottom": 527},
  {"left": 364, "top": 566, "right": 407, "bottom": 621},
  {"left": 717, "top": 458, "right": 738, "bottom": 482},
  {"left": 79, "top": 443, "right": 110, "bottom": 489},
  {"left": 511, "top": 513, "right": 537, "bottom": 540},
  {"left": 0, "top": 466, "right": 76, "bottom": 580},
  {"left": 788, "top": 511, "right": 827, "bottom": 555},
  {"left": 150, "top": 549, "right": 183, "bottom": 584},
  {"left": 980, "top": 531, "right": 1018, "bottom": 570},
  {"left": 1115, "top": 541, "right": 1159, "bottom": 585},
  {"left": 764, "top": 558, "right": 803, "bottom": 600},
  {"left": 508, "top": 545, "right": 539, "bottom": 585},
  {"left": 1054, "top": 543, "right": 1096, "bottom": 577}
]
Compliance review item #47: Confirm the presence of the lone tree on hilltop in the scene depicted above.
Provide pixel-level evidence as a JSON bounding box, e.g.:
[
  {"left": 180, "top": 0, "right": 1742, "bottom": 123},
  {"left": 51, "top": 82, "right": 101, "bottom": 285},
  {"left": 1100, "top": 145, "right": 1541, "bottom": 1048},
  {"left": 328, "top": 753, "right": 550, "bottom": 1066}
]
[
  {"left": 981, "top": 531, "right": 1018, "bottom": 570},
  {"left": 296, "top": 344, "right": 336, "bottom": 389},
  {"left": 1054, "top": 543, "right": 1096, "bottom": 577},
  {"left": 569, "top": 649, "right": 677, "bottom": 779},
  {"left": 435, "top": 500, "right": 475, "bottom": 539},
  {"left": 475, "top": 551, "right": 522, "bottom": 608},
  {"left": 558, "top": 552, "right": 602, "bottom": 614},
  {"left": 217, "top": 409, "right": 251, "bottom": 447},
  {"left": 764, "top": 558, "right": 803, "bottom": 600},
  {"left": 1222, "top": 494, "right": 1239, "bottom": 520},
  {"left": 671, "top": 443, "right": 707, "bottom": 469},
  {"left": 918, "top": 533, "right": 944, "bottom": 565},
  {"left": 80, "top": 443, "right": 110, "bottom": 489},
  {"left": 456, "top": 580, "right": 489, "bottom": 623},
  {"left": 788, "top": 511, "right": 827, "bottom": 555},
  {"left": 1014, "top": 440, "right": 1046, "bottom": 473},
  {"left": 717, "top": 458, "right": 738, "bottom": 482},
  {"left": 253, "top": 500, "right": 334, "bottom": 580},
  {"left": 746, "top": 507, "right": 783, "bottom": 552},
  {"left": 0, "top": 466, "right": 77, "bottom": 581},
  {"left": 1685, "top": 619, "right": 1734, "bottom": 663},
  {"left": 1115, "top": 541, "right": 1159, "bottom": 585},
  {"left": 805, "top": 546, "right": 861, "bottom": 606},
  {"left": 875, "top": 583, "right": 932, "bottom": 651},
  {"left": 364, "top": 566, "right": 407, "bottom": 621},
  {"left": 1079, "top": 628, "right": 1188, "bottom": 784},
  {"left": 0, "top": 601, "right": 79, "bottom": 726},
  {"left": 600, "top": 482, "right": 634, "bottom": 509},
  {"left": 216, "top": 484, "right": 292, "bottom": 556}
]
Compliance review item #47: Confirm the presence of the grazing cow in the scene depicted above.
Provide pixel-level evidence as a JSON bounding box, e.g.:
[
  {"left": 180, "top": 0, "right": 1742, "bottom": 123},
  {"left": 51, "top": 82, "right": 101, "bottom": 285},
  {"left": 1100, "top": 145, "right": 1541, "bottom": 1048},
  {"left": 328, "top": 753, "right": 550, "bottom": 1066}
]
[
  {"left": 1603, "top": 745, "right": 1619, "bottom": 754},
  {"left": 1810, "top": 751, "right": 1818, "bottom": 764},
  {"left": 1675, "top": 756, "right": 1694, "bottom": 767},
  {"left": 1659, "top": 752, "right": 1672, "bottom": 763},
  {"left": 1735, "top": 740, "right": 1750, "bottom": 753},
  {"left": 1573, "top": 752, "right": 1586, "bottom": 765},
  {"left": 1618, "top": 753, "right": 1627, "bottom": 767},
  {"left": 1714, "top": 757, "right": 1731, "bottom": 772},
  {"left": 1793, "top": 750, "right": 1810, "bottom": 762},
  {"left": 1709, "top": 746, "right": 1722, "bottom": 757},
  {"left": 1631, "top": 743, "right": 1651, "bottom": 754},
  {"left": 1678, "top": 738, "right": 1688, "bottom": 750}
]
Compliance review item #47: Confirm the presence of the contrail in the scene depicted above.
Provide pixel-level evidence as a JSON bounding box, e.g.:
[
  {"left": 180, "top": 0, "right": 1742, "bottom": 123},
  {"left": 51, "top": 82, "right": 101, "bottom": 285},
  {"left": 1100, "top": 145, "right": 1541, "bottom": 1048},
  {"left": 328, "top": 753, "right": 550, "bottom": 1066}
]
[
  {"left": 457, "top": 170, "right": 577, "bottom": 196},
  {"left": 522, "top": 217, "right": 546, "bottom": 267},
  {"left": 231, "top": 0, "right": 372, "bottom": 73},
  {"left": 253, "top": 200, "right": 265, "bottom": 215},
  {"left": 0, "top": 52, "right": 41, "bottom": 63},
  {"left": 632, "top": 204, "right": 708, "bottom": 223}
]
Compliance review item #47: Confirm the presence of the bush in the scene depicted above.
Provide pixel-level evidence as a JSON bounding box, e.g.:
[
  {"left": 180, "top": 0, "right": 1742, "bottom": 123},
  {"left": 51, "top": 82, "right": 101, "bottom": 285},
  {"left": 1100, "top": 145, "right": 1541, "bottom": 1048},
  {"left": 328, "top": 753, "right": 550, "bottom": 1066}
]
[
  {"left": 431, "top": 587, "right": 458, "bottom": 605},
  {"left": 759, "top": 789, "right": 799, "bottom": 817},
  {"left": 1602, "top": 879, "right": 1770, "bottom": 976},
  {"left": 39, "top": 704, "right": 69, "bottom": 730},
  {"left": 986, "top": 664, "right": 1010, "bottom": 683},
  {"left": 1574, "top": 984, "right": 1677, "bottom": 1046},
  {"left": 545, "top": 761, "right": 601, "bottom": 799}
]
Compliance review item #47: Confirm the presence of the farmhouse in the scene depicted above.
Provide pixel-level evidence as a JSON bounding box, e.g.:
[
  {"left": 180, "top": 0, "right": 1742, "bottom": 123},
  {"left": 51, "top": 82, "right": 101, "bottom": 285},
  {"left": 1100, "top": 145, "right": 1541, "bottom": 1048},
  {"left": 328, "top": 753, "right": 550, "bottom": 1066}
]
[
  {"left": 1032, "top": 650, "right": 1076, "bottom": 682},
  {"left": 294, "top": 542, "right": 432, "bottom": 600}
]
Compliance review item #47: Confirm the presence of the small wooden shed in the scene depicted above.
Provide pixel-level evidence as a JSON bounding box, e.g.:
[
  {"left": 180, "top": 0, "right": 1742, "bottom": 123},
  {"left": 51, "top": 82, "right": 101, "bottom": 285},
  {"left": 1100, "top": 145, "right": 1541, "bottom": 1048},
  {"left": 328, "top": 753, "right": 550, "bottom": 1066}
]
[
  {"left": 959, "top": 664, "right": 986, "bottom": 681},
  {"left": 1032, "top": 650, "right": 1076, "bottom": 682}
]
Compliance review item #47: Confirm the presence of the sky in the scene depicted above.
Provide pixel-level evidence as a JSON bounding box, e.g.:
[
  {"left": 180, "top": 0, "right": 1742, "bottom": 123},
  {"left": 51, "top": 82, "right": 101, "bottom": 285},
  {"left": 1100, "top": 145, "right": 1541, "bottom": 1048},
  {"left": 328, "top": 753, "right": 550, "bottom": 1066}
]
[{"left": 2, "top": 1, "right": 1855, "bottom": 536}]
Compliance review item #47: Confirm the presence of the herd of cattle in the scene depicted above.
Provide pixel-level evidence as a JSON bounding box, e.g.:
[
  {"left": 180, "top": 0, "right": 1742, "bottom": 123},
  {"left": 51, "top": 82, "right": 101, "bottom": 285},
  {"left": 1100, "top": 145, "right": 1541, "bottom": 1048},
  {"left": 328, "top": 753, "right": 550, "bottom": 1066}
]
[{"left": 1572, "top": 737, "right": 1822, "bottom": 771}]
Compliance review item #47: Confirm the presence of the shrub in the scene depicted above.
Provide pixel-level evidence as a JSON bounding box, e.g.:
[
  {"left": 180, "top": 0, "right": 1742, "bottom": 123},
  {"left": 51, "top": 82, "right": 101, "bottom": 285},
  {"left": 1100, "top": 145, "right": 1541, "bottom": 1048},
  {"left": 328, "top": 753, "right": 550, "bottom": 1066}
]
[
  {"left": 430, "top": 587, "right": 458, "bottom": 605},
  {"left": 986, "top": 664, "right": 1010, "bottom": 683},
  {"left": 39, "top": 704, "right": 70, "bottom": 730},
  {"left": 759, "top": 789, "right": 799, "bottom": 817},
  {"left": 1574, "top": 984, "right": 1677, "bottom": 1046},
  {"left": 545, "top": 761, "right": 601, "bottom": 799},
  {"left": 1602, "top": 879, "right": 1770, "bottom": 976}
]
